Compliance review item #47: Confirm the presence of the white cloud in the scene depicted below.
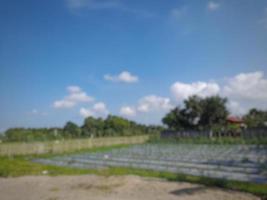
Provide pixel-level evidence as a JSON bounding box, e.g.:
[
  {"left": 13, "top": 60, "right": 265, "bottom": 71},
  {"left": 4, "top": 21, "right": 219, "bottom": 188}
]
[
  {"left": 207, "top": 1, "right": 220, "bottom": 11},
  {"left": 170, "top": 71, "right": 267, "bottom": 115},
  {"left": 93, "top": 102, "right": 109, "bottom": 114},
  {"left": 119, "top": 95, "right": 173, "bottom": 120},
  {"left": 227, "top": 100, "right": 246, "bottom": 115},
  {"left": 53, "top": 86, "right": 94, "bottom": 109},
  {"left": 67, "top": 86, "right": 82, "bottom": 93},
  {"left": 119, "top": 106, "right": 136, "bottom": 117},
  {"left": 80, "top": 102, "right": 109, "bottom": 118},
  {"left": 223, "top": 71, "right": 267, "bottom": 101},
  {"left": 171, "top": 81, "right": 220, "bottom": 101},
  {"left": 104, "top": 71, "right": 139, "bottom": 83},
  {"left": 80, "top": 107, "right": 94, "bottom": 118},
  {"left": 137, "top": 95, "right": 174, "bottom": 113}
]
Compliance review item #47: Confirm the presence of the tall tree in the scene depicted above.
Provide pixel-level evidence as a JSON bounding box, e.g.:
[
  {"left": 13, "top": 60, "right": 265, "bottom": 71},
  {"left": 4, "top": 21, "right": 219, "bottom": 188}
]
[
  {"left": 198, "top": 96, "right": 228, "bottom": 128},
  {"left": 162, "top": 107, "right": 191, "bottom": 130},
  {"left": 162, "top": 95, "right": 229, "bottom": 130}
]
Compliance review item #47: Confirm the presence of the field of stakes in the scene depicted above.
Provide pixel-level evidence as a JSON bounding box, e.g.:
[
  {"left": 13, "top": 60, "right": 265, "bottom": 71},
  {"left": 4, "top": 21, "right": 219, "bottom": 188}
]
[{"left": 35, "top": 143, "right": 267, "bottom": 184}]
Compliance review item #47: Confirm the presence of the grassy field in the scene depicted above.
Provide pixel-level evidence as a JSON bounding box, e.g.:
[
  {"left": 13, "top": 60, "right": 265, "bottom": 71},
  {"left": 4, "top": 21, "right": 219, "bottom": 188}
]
[
  {"left": 0, "top": 135, "right": 149, "bottom": 156},
  {"left": 0, "top": 144, "right": 267, "bottom": 198}
]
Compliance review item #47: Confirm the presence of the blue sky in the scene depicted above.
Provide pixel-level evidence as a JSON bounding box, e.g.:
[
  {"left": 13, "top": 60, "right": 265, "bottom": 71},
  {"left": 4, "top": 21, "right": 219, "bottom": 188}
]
[{"left": 1, "top": 0, "right": 267, "bottom": 131}]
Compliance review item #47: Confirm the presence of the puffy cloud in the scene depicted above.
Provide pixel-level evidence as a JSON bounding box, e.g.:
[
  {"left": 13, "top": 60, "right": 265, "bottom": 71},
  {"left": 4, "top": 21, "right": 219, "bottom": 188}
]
[
  {"left": 223, "top": 71, "right": 267, "bottom": 101},
  {"left": 119, "top": 95, "right": 173, "bottom": 120},
  {"left": 207, "top": 1, "right": 220, "bottom": 11},
  {"left": 80, "top": 102, "right": 109, "bottom": 118},
  {"left": 170, "top": 71, "right": 267, "bottom": 115},
  {"left": 67, "top": 86, "right": 82, "bottom": 93},
  {"left": 53, "top": 86, "right": 94, "bottom": 109},
  {"left": 171, "top": 81, "right": 220, "bottom": 101},
  {"left": 93, "top": 102, "right": 109, "bottom": 114},
  {"left": 119, "top": 106, "right": 136, "bottom": 117},
  {"left": 104, "top": 71, "right": 139, "bottom": 83},
  {"left": 227, "top": 101, "right": 246, "bottom": 115},
  {"left": 80, "top": 107, "right": 94, "bottom": 118},
  {"left": 137, "top": 95, "right": 174, "bottom": 113}
]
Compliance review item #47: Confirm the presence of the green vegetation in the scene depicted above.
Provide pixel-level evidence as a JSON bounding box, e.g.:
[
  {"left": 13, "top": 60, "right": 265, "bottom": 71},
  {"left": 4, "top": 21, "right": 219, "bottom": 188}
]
[
  {"left": 162, "top": 96, "right": 267, "bottom": 136},
  {"left": 162, "top": 95, "right": 229, "bottom": 131},
  {"left": 2, "top": 115, "right": 162, "bottom": 142},
  {"left": 244, "top": 108, "right": 267, "bottom": 128}
]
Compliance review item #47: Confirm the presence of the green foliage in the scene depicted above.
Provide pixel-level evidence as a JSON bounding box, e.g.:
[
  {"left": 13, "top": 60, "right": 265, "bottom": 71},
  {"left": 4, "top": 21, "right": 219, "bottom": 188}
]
[
  {"left": 4, "top": 128, "right": 63, "bottom": 142},
  {"left": 3, "top": 116, "right": 162, "bottom": 142},
  {"left": 162, "top": 95, "right": 229, "bottom": 131},
  {"left": 198, "top": 96, "right": 228, "bottom": 128},
  {"left": 80, "top": 115, "right": 161, "bottom": 138},
  {"left": 63, "top": 121, "right": 81, "bottom": 138},
  {"left": 244, "top": 108, "right": 267, "bottom": 128}
]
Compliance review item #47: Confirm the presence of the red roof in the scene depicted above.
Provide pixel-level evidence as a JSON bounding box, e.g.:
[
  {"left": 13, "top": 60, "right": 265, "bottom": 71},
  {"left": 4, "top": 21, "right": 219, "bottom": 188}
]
[{"left": 226, "top": 116, "right": 244, "bottom": 123}]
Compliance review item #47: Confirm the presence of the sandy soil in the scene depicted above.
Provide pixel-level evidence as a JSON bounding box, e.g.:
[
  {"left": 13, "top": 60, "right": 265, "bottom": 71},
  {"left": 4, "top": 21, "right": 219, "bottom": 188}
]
[{"left": 0, "top": 175, "right": 260, "bottom": 200}]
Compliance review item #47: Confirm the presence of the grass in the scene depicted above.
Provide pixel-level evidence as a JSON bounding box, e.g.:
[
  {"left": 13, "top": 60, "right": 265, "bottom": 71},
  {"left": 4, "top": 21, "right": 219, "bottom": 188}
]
[{"left": 0, "top": 144, "right": 267, "bottom": 198}]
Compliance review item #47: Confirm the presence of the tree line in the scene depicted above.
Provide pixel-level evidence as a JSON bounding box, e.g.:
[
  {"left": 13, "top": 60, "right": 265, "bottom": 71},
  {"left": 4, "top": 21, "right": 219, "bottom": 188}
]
[{"left": 2, "top": 115, "right": 162, "bottom": 142}]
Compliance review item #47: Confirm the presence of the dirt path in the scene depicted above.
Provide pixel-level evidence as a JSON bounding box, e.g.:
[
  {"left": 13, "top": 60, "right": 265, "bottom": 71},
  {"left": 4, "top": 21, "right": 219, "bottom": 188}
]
[{"left": 0, "top": 175, "right": 259, "bottom": 200}]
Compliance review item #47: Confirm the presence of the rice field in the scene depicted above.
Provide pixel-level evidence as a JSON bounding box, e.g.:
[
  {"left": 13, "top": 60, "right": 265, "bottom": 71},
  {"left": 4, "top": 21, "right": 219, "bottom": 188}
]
[{"left": 35, "top": 143, "right": 267, "bottom": 184}]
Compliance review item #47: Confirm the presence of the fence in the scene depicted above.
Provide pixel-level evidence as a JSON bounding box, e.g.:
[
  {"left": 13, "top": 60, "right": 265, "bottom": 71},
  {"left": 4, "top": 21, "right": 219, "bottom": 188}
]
[
  {"left": 0, "top": 135, "right": 149, "bottom": 156},
  {"left": 161, "top": 128, "right": 267, "bottom": 139}
]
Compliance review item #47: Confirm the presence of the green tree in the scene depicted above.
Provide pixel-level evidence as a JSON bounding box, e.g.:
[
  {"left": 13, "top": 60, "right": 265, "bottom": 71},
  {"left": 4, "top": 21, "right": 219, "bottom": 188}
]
[
  {"left": 81, "top": 117, "right": 105, "bottom": 137},
  {"left": 244, "top": 108, "right": 267, "bottom": 128},
  {"left": 162, "top": 107, "right": 191, "bottom": 130},
  {"left": 198, "top": 96, "right": 228, "bottom": 129},
  {"left": 63, "top": 121, "right": 81, "bottom": 138},
  {"left": 162, "top": 95, "right": 229, "bottom": 130}
]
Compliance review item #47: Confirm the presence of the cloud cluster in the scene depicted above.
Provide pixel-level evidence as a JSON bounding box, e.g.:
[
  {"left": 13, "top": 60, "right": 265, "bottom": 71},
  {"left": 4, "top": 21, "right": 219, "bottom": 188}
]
[
  {"left": 224, "top": 71, "right": 267, "bottom": 101},
  {"left": 137, "top": 95, "right": 173, "bottom": 112},
  {"left": 170, "top": 71, "right": 267, "bottom": 115},
  {"left": 52, "top": 71, "right": 267, "bottom": 123},
  {"left": 120, "top": 106, "right": 136, "bottom": 117},
  {"left": 53, "top": 86, "right": 94, "bottom": 109},
  {"left": 80, "top": 102, "right": 109, "bottom": 118},
  {"left": 104, "top": 71, "right": 139, "bottom": 83},
  {"left": 119, "top": 95, "right": 174, "bottom": 118},
  {"left": 171, "top": 81, "right": 220, "bottom": 101}
]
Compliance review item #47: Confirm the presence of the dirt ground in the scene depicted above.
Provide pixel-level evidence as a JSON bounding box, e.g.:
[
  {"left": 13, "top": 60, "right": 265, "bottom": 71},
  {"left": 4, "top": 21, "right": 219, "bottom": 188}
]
[{"left": 0, "top": 175, "right": 260, "bottom": 200}]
